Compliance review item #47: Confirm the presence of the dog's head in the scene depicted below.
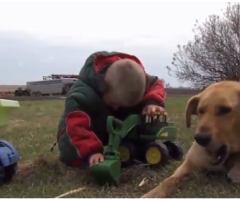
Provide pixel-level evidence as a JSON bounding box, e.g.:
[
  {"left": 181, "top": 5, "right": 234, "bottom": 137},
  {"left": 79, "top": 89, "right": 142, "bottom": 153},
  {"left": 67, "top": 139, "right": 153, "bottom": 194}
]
[{"left": 186, "top": 81, "right": 240, "bottom": 165}]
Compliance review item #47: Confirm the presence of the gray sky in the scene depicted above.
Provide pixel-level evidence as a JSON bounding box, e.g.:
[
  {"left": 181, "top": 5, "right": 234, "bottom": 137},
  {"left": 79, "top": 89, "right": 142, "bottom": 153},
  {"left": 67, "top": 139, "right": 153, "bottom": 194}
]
[{"left": 0, "top": 1, "right": 227, "bottom": 86}]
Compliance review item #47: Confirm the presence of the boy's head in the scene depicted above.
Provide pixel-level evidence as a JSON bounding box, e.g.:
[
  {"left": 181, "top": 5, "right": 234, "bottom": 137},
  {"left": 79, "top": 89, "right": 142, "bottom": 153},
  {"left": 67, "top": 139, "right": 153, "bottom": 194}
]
[{"left": 103, "top": 59, "right": 146, "bottom": 109}]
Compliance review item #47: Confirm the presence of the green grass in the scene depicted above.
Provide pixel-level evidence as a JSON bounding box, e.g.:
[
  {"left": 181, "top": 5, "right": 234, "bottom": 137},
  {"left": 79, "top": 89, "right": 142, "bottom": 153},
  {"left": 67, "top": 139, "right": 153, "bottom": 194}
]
[{"left": 1, "top": 97, "right": 240, "bottom": 198}]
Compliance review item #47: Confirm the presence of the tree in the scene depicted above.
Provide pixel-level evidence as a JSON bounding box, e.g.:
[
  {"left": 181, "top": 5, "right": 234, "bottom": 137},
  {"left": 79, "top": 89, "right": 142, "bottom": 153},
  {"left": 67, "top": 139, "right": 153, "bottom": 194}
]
[
  {"left": 165, "top": 82, "right": 171, "bottom": 88},
  {"left": 166, "top": 2, "right": 240, "bottom": 89},
  {"left": 160, "top": 78, "right": 171, "bottom": 88}
]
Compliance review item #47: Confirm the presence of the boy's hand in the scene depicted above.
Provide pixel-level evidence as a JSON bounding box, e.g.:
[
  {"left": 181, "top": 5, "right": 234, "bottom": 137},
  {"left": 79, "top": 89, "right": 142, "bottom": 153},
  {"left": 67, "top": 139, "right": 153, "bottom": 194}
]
[
  {"left": 142, "top": 105, "right": 165, "bottom": 123},
  {"left": 89, "top": 153, "right": 104, "bottom": 167}
]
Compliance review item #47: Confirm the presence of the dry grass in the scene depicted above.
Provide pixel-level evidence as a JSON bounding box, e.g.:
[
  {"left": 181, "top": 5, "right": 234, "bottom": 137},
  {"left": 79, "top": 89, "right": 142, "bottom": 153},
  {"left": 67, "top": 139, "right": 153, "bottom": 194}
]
[{"left": 0, "top": 97, "right": 240, "bottom": 198}]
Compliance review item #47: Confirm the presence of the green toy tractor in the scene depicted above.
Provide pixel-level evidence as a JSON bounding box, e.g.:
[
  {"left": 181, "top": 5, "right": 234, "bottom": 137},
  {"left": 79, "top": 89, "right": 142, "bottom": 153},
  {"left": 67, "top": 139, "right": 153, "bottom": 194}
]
[{"left": 90, "top": 112, "right": 183, "bottom": 186}]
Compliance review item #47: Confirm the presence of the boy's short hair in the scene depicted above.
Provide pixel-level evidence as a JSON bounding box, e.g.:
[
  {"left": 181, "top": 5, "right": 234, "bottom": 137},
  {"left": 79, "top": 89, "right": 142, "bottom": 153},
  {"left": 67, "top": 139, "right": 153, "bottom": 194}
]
[{"left": 104, "top": 59, "right": 146, "bottom": 107}]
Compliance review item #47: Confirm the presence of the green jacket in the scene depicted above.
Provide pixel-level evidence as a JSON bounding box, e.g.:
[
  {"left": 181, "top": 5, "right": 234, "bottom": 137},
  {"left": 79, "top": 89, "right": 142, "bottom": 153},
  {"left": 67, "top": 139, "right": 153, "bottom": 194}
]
[{"left": 57, "top": 51, "right": 166, "bottom": 167}]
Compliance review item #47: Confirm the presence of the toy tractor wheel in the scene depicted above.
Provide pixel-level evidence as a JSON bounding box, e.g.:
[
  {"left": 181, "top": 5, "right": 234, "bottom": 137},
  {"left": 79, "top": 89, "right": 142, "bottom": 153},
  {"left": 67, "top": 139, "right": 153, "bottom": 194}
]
[
  {"left": 3, "top": 163, "right": 18, "bottom": 183},
  {"left": 119, "top": 142, "right": 136, "bottom": 168},
  {"left": 164, "top": 141, "right": 184, "bottom": 161},
  {"left": 144, "top": 142, "right": 169, "bottom": 169}
]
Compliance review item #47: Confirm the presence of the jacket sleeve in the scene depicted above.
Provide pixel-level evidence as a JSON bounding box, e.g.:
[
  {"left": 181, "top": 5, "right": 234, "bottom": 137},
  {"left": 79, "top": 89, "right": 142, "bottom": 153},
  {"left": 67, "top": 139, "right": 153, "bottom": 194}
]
[
  {"left": 142, "top": 74, "right": 166, "bottom": 108},
  {"left": 57, "top": 93, "right": 103, "bottom": 167}
]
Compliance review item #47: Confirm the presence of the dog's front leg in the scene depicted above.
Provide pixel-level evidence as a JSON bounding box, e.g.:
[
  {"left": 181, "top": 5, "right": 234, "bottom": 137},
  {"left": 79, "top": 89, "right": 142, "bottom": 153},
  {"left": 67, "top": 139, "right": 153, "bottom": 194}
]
[
  {"left": 141, "top": 158, "right": 194, "bottom": 198},
  {"left": 141, "top": 143, "right": 208, "bottom": 198},
  {"left": 227, "top": 153, "right": 240, "bottom": 183}
]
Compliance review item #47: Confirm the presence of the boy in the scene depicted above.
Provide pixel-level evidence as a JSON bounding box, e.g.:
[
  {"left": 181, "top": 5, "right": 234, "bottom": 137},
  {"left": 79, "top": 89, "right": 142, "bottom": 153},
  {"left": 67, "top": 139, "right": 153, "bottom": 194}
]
[{"left": 56, "top": 51, "right": 166, "bottom": 168}]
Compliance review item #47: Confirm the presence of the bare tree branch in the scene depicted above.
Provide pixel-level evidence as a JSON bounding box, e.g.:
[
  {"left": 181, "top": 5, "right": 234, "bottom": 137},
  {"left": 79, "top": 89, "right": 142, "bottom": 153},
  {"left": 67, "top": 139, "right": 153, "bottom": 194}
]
[{"left": 166, "top": 2, "right": 240, "bottom": 88}]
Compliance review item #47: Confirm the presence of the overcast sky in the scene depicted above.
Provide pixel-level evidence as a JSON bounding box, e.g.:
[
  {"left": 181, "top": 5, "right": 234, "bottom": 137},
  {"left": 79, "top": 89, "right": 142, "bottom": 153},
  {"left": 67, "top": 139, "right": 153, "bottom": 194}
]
[{"left": 0, "top": 1, "right": 227, "bottom": 86}]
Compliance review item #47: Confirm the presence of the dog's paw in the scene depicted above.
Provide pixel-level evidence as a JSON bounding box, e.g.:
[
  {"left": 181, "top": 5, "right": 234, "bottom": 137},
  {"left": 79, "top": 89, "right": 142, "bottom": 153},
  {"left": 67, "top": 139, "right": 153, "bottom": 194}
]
[{"left": 227, "top": 170, "right": 240, "bottom": 183}]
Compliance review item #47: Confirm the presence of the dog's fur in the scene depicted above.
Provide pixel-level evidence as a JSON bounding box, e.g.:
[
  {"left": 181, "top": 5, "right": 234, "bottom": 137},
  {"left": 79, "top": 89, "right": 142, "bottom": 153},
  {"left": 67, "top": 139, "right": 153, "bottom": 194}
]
[{"left": 141, "top": 81, "right": 240, "bottom": 198}]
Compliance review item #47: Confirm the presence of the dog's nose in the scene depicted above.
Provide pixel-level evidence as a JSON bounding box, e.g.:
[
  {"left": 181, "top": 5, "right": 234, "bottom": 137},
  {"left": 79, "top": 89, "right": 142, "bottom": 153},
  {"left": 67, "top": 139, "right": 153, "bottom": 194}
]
[{"left": 194, "top": 133, "right": 211, "bottom": 147}]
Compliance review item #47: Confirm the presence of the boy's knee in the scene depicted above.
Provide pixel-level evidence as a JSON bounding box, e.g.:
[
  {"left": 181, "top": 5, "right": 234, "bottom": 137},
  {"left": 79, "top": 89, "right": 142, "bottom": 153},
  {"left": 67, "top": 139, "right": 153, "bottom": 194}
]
[
  {"left": 59, "top": 154, "right": 72, "bottom": 167},
  {"left": 58, "top": 135, "right": 84, "bottom": 167},
  {"left": 59, "top": 154, "right": 88, "bottom": 169}
]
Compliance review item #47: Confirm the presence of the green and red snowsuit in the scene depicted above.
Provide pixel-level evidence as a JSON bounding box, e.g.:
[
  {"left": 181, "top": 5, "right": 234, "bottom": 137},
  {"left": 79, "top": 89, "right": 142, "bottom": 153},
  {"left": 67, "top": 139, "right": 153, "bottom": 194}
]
[{"left": 57, "top": 51, "right": 166, "bottom": 167}]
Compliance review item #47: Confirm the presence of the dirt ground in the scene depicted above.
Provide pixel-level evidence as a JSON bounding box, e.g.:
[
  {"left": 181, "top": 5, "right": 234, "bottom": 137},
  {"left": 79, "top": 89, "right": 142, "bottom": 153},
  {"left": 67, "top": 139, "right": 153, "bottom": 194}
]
[{"left": 0, "top": 97, "right": 240, "bottom": 198}]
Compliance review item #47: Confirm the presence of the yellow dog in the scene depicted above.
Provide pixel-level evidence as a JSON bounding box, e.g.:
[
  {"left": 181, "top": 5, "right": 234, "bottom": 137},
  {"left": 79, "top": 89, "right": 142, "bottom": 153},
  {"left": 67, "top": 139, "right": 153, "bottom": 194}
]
[{"left": 141, "top": 81, "right": 240, "bottom": 198}]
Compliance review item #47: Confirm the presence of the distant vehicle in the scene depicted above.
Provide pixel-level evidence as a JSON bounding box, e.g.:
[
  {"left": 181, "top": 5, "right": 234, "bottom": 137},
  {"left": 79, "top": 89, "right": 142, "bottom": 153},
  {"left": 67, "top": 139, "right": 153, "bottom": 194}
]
[
  {"left": 27, "top": 78, "right": 77, "bottom": 96},
  {"left": 14, "top": 74, "right": 79, "bottom": 96},
  {"left": 14, "top": 87, "right": 30, "bottom": 97}
]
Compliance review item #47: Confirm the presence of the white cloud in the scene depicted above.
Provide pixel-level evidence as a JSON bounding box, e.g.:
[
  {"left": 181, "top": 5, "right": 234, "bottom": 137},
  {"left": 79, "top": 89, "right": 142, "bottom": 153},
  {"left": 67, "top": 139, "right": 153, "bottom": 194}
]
[
  {"left": 0, "top": 1, "right": 229, "bottom": 86},
  {"left": 0, "top": 1, "right": 226, "bottom": 44}
]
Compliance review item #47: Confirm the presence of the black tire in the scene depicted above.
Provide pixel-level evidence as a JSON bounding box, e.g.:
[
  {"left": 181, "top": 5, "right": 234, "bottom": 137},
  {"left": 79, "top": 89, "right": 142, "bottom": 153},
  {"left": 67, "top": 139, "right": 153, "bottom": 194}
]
[
  {"left": 119, "top": 142, "right": 136, "bottom": 168},
  {"left": 36, "top": 91, "right": 41, "bottom": 96},
  {"left": 2, "top": 163, "right": 18, "bottom": 183},
  {"left": 144, "top": 141, "right": 169, "bottom": 169},
  {"left": 164, "top": 141, "right": 184, "bottom": 161},
  {"left": 14, "top": 90, "right": 20, "bottom": 96},
  {"left": 64, "top": 86, "right": 71, "bottom": 95},
  {"left": 0, "top": 166, "right": 4, "bottom": 186},
  {"left": 22, "top": 90, "right": 30, "bottom": 96}
]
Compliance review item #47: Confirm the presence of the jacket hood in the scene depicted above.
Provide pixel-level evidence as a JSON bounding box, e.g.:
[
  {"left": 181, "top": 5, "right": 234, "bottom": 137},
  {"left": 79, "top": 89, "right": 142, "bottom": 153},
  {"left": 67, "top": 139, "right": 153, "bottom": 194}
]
[{"left": 79, "top": 51, "right": 145, "bottom": 95}]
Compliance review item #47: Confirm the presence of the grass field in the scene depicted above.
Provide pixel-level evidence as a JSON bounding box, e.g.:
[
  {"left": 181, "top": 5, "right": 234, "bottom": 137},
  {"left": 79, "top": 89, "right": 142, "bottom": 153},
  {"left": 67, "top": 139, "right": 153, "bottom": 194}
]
[{"left": 1, "top": 97, "right": 240, "bottom": 198}]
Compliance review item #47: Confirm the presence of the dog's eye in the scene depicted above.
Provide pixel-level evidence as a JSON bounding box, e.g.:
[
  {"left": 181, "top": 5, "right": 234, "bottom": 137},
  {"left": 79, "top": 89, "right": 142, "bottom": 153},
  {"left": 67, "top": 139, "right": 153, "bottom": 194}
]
[
  {"left": 198, "top": 107, "right": 205, "bottom": 115},
  {"left": 216, "top": 106, "right": 232, "bottom": 116}
]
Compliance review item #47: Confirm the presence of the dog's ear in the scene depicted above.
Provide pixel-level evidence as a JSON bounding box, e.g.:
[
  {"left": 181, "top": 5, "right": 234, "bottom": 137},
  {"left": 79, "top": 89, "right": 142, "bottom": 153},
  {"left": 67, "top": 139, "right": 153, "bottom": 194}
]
[{"left": 186, "top": 94, "right": 201, "bottom": 128}]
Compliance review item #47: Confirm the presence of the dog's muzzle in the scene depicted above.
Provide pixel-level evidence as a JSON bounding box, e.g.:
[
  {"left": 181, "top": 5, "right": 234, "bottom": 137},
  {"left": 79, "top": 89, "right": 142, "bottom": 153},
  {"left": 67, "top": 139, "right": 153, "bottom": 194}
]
[
  {"left": 194, "top": 133, "right": 211, "bottom": 147},
  {"left": 211, "top": 145, "right": 230, "bottom": 166}
]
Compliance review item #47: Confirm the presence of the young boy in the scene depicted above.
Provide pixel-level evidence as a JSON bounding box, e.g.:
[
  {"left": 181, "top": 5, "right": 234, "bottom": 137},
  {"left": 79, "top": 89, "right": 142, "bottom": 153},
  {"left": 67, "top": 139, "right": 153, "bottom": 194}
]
[{"left": 56, "top": 51, "right": 166, "bottom": 168}]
